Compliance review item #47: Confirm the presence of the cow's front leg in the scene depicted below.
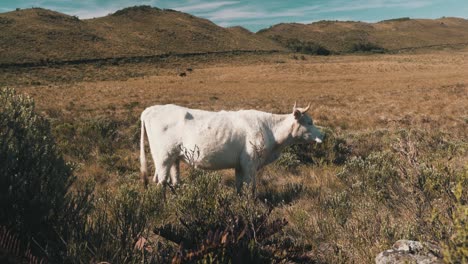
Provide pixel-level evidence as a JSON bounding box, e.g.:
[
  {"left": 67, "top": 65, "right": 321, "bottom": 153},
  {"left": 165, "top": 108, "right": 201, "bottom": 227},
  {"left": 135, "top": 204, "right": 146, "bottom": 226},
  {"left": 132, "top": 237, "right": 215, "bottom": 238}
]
[
  {"left": 239, "top": 154, "right": 258, "bottom": 196},
  {"left": 170, "top": 159, "right": 180, "bottom": 185}
]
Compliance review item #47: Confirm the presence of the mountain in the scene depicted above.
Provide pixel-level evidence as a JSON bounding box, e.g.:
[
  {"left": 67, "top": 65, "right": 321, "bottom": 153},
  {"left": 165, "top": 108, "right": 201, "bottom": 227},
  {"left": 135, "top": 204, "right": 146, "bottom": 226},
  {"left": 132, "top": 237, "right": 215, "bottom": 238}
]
[
  {"left": 1, "top": 7, "right": 468, "bottom": 64},
  {"left": 257, "top": 17, "right": 468, "bottom": 53},
  {"left": 0, "top": 6, "right": 284, "bottom": 64}
]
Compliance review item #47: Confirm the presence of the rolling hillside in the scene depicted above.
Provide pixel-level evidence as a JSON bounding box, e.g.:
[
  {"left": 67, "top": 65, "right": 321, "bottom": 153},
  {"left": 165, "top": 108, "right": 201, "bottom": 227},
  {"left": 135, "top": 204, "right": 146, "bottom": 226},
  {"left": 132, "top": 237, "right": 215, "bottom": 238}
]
[
  {"left": 257, "top": 17, "right": 468, "bottom": 53},
  {"left": 1, "top": 6, "right": 468, "bottom": 64},
  {"left": 0, "top": 6, "right": 284, "bottom": 64}
]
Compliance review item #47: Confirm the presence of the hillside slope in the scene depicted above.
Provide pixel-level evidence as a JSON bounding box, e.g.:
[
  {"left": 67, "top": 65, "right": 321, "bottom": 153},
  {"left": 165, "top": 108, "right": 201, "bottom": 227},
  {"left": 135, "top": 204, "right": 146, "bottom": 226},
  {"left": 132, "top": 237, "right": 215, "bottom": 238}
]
[
  {"left": 0, "top": 6, "right": 283, "bottom": 64},
  {"left": 258, "top": 17, "right": 468, "bottom": 53}
]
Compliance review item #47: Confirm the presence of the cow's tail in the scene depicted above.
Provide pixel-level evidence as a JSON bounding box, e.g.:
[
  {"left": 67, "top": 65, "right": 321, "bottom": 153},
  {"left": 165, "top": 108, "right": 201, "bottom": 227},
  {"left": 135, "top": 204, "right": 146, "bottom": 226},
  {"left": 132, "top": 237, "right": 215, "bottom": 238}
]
[{"left": 140, "top": 118, "right": 149, "bottom": 187}]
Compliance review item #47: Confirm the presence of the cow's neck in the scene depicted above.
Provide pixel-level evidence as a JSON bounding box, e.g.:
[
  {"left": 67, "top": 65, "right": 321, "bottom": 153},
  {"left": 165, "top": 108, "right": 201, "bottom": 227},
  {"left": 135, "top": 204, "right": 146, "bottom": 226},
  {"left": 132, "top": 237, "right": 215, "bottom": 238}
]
[{"left": 270, "top": 114, "right": 295, "bottom": 150}]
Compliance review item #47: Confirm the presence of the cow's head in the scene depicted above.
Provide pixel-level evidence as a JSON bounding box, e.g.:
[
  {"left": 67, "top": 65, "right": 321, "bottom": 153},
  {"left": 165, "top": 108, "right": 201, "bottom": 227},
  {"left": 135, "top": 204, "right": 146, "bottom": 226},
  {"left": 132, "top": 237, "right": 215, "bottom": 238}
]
[{"left": 291, "top": 102, "right": 324, "bottom": 144}]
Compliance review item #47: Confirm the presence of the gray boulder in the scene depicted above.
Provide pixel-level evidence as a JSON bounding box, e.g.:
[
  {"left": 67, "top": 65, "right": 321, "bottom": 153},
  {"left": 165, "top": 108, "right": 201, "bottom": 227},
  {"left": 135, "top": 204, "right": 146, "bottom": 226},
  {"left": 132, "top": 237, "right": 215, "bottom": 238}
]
[{"left": 375, "top": 240, "right": 443, "bottom": 264}]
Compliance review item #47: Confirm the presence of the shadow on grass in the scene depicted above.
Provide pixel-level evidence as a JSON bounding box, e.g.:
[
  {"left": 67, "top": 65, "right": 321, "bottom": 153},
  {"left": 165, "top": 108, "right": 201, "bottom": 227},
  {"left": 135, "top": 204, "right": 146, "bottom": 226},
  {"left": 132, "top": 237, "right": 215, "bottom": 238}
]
[{"left": 258, "top": 182, "right": 305, "bottom": 207}]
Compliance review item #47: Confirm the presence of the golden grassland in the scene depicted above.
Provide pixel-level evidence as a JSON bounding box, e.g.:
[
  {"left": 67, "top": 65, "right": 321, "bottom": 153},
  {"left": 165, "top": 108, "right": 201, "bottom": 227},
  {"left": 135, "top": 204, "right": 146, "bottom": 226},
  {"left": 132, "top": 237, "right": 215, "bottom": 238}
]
[
  {"left": 4, "top": 49, "right": 468, "bottom": 263},
  {"left": 17, "top": 50, "right": 468, "bottom": 132}
]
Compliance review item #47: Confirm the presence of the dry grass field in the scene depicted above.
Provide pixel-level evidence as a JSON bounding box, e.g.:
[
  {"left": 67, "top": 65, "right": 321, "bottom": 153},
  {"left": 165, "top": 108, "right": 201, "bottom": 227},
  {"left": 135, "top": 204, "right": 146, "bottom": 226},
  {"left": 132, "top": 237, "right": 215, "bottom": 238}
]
[
  {"left": 3, "top": 49, "right": 467, "bottom": 263},
  {"left": 17, "top": 50, "right": 468, "bottom": 133}
]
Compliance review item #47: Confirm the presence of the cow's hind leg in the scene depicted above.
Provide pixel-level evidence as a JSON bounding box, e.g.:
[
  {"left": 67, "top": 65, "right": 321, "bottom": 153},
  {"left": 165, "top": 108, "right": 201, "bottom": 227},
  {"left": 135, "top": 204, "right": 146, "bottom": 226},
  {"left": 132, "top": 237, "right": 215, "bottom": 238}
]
[
  {"left": 156, "top": 165, "right": 170, "bottom": 185},
  {"left": 154, "top": 154, "right": 173, "bottom": 185},
  {"left": 235, "top": 167, "right": 244, "bottom": 193},
  {"left": 153, "top": 170, "right": 158, "bottom": 183},
  {"left": 170, "top": 159, "right": 180, "bottom": 185}
]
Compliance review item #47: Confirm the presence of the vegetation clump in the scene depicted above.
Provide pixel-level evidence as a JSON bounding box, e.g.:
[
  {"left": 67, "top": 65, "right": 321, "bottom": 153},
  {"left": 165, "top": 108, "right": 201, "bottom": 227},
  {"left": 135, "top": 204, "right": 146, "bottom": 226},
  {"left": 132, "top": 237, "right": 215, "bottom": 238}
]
[
  {"left": 285, "top": 38, "right": 331, "bottom": 55},
  {"left": 157, "top": 170, "right": 307, "bottom": 263},
  {"left": 112, "top": 5, "right": 161, "bottom": 16},
  {"left": 379, "top": 17, "right": 411, "bottom": 23},
  {"left": 349, "top": 42, "right": 386, "bottom": 53},
  {"left": 0, "top": 88, "right": 74, "bottom": 250}
]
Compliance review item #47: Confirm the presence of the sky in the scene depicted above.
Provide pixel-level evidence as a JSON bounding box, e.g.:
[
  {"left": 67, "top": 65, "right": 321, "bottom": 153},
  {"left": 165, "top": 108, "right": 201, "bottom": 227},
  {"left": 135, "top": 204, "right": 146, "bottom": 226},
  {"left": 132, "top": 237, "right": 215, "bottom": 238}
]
[{"left": 1, "top": 0, "right": 467, "bottom": 32}]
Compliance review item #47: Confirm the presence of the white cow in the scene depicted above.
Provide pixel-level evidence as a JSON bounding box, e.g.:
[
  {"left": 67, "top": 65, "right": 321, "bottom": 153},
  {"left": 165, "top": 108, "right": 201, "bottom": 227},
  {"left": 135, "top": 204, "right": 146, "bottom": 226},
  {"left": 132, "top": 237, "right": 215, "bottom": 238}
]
[{"left": 140, "top": 103, "right": 323, "bottom": 191}]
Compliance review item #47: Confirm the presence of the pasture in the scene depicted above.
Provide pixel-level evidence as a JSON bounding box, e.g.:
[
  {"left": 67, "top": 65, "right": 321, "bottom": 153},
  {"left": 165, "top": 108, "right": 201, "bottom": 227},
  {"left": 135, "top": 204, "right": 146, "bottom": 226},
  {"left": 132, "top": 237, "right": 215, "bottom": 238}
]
[{"left": 2, "top": 49, "right": 467, "bottom": 263}]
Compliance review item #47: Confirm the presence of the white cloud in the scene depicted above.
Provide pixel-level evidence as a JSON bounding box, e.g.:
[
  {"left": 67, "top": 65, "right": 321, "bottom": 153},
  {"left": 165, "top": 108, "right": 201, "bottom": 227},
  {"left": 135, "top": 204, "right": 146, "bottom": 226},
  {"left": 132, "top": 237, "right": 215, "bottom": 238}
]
[
  {"left": 1, "top": 0, "right": 440, "bottom": 27},
  {"left": 296, "top": 17, "right": 355, "bottom": 24},
  {"left": 198, "top": 0, "right": 431, "bottom": 23},
  {"left": 52, "top": 1, "right": 143, "bottom": 19},
  {"left": 173, "top": 1, "right": 239, "bottom": 12},
  {"left": 316, "top": 0, "right": 432, "bottom": 13},
  {"left": 193, "top": 0, "right": 437, "bottom": 30},
  {"left": 204, "top": 7, "right": 262, "bottom": 20},
  {"left": 202, "top": 4, "right": 321, "bottom": 21},
  {"left": 70, "top": 8, "right": 116, "bottom": 19}
]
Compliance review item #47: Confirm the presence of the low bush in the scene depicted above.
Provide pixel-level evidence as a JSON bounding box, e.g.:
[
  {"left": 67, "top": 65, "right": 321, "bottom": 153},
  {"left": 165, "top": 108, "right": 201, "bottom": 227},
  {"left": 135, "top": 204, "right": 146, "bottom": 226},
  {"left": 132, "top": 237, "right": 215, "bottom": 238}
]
[
  {"left": 62, "top": 179, "right": 164, "bottom": 263},
  {"left": 337, "top": 151, "right": 400, "bottom": 202},
  {"left": 349, "top": 42, "right": 386, "bottom": 53},
  {"left": 311, "top": 127, "right": 352, "bottom": 165},
  {"left": 323, "top": 191, "right": 352, "bottom": 227},
  {"left": 156, "top": 169, "right": 307, "bottom": 263},
  {"left": 286, "top": 39, "right": 331, "bottom": 55},
  {"left": 0, "top": 88, "right": 75, "bottom": 258},
  {"left": 442, "top": 169, "right": 468, "bottom": 263},
  {"left": 275, "top": 147, "right": 302, "bottom": 171},
  {"left": 275, "top": 127, "right": 351, "bottom": 171},
  {"left": 346, "top": 129, "right": 391, "bottom": 158}
]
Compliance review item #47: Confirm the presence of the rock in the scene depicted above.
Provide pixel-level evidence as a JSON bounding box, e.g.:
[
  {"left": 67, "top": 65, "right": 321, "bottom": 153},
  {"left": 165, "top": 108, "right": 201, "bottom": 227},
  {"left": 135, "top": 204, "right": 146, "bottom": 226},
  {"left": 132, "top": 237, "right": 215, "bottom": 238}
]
[{"left": 375, "top": 240, "right": 443, "bottom": 264}]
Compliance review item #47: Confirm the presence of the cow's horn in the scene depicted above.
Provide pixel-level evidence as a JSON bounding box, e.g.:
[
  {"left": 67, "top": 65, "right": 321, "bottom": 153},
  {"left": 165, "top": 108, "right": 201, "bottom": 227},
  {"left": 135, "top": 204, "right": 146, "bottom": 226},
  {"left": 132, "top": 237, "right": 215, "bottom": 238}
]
[{"left": 302, "top": 103, "right": 311, "bottom": 113}]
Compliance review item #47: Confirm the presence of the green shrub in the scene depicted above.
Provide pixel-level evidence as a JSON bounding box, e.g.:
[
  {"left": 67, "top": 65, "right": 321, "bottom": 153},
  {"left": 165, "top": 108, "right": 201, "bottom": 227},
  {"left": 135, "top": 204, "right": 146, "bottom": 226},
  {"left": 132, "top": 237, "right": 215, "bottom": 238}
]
[
  {"left": 79, "top": 117, "right": 120, "bottom": 154},
  {"left": 0, "top": 88, "right": 74, "bottom": 248},
  {"left": 275, "top": 128, "right": 351, "bottom": 169},
  {"left": 286, "top": 39, "right": 331, "bottom": 55},
  {"left": 311, "top": 128, "right": 351, "bottom": 165},
  {"left": 275, "top": 147, "right": 302, "bottom": 171},
  {"left": 349, "top": 42, "right": 386, "bottom": 53},
  {"left": 323, "top": 191, "right": 352, "bottom": 226},
  {"left": 380, "top": 17, "right": 411, "bottom": 22},
  {"left": 62, "top": 179, "right": 164, "bottom": 263},
  {"left": 443, "top": 169, "right": 468, "bottom": 263},
  {"left": 347, "top": 129, "right": 391, "bottom": 158},
  {"left": 155, "top": 170, "right": 304, "bottom": 263},
  {"left": 112, "top": 5, "right": 158, "bottom": 16},
  {"left": 337, "top": 151, "right": 400, "bottom": 202},
  {"left": 53, "top": 118, "right": 119, "bottom": 160}
]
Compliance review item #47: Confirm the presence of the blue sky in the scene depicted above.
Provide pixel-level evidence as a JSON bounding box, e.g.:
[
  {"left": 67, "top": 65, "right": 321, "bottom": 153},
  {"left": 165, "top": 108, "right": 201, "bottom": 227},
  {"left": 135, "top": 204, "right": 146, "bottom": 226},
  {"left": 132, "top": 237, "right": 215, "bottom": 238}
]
[{"left": 1, "top": 0, "right": 467, "bottom": 31}]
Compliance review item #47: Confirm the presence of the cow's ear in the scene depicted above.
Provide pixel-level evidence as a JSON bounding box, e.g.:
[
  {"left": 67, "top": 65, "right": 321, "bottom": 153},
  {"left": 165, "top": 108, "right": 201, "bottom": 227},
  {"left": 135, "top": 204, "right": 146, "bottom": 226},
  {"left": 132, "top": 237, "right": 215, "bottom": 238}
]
[{"left": 294, "top": 109, "right": 302, "bottom": 120}]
